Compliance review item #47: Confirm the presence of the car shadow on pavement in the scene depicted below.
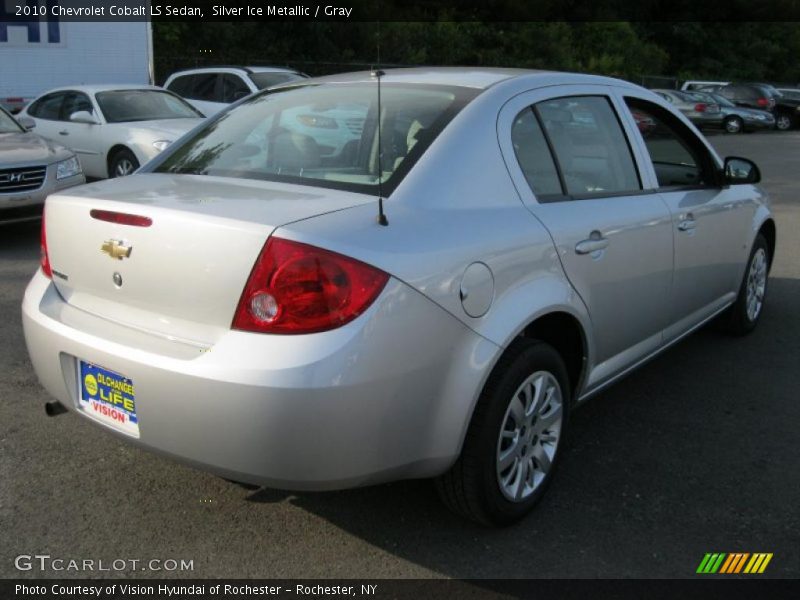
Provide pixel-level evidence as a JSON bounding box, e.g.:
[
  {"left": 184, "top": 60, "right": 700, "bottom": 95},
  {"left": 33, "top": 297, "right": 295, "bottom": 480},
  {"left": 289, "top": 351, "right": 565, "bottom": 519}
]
[{"left": 244, "top": 276, "right": 800, "bottom": 579}]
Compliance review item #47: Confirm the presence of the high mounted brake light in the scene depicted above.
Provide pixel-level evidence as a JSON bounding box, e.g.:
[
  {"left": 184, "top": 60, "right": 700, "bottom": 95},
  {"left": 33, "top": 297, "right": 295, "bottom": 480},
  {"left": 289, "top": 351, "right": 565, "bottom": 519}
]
[{"left": 90, "top": 209, "right": 152, "bottom": 227}]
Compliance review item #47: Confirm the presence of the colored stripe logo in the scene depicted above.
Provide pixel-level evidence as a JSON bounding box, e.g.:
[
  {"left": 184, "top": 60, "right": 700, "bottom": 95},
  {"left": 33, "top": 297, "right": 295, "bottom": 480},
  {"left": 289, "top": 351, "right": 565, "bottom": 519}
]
[{"left": 697, "top": 553, "right": 773, "bottom": 574}]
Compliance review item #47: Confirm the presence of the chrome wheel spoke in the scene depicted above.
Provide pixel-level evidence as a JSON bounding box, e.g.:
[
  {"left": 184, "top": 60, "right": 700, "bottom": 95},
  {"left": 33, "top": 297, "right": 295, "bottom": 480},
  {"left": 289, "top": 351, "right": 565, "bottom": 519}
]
[
  {"left": 532, "top": 443, "right": 552, "bottom": 475},
  {"left": 536, "top": 405, "right": 561, "bottom": 431},
  {"left": 509, "top": 396, "right": 525, "bottom": 425},
  {"left": 498, "top": 442, "right": 519, "bottom": 472},
  {"left": 515, "top": 457, "right": 530, "bottom": 500}
]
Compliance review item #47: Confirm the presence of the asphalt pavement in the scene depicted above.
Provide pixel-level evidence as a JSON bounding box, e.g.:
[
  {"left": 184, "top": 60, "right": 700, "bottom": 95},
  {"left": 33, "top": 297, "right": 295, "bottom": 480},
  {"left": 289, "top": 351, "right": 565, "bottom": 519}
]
[{"left": 1, "top": 131, "right": 798, "bottom": 579}]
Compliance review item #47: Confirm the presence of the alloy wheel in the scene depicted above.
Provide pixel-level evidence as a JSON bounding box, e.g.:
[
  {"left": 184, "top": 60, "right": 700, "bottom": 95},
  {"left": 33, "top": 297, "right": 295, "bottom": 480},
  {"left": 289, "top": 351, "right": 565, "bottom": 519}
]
[
  {"left": 496, "top": 370, "right": 563, "bottom": 502},
  {"left": 746, "top": 248, "right": 767, "bottom": 322},
  {"left": 115, "top": 158, "right": 135, "bottom": 177}
]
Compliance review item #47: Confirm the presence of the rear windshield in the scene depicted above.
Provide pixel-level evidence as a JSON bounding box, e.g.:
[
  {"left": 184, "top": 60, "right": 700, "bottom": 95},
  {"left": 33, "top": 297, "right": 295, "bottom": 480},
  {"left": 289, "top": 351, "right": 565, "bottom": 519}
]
[
  {"left": 153, "top": 83, "right": 477, "bottom": 195},
  {"left": 249, "top": 72, "right": 307, "bottom": 90}
]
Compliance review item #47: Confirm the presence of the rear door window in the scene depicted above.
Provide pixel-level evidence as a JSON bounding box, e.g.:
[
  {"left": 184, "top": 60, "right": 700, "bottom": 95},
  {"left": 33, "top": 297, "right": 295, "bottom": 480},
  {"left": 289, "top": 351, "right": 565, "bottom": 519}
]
[
  {"left": 532, "top": 96, "right": 641, "bottom": 197},
  {"left": 28, "top": 92, "right": 67, "bottom": 120}
]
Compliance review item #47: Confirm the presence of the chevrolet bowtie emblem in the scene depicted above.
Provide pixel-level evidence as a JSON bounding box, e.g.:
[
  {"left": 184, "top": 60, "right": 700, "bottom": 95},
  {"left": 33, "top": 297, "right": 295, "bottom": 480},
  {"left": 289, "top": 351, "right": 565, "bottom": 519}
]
[{"left": 101, "top": 239, "right": 132, "bottom": 260}]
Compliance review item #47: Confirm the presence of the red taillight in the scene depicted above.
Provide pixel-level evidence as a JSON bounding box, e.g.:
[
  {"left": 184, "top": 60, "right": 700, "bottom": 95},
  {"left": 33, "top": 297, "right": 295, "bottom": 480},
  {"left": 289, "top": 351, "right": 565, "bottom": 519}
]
[
  {"left": 233, "top": 237, "right": 389, "bottom": 334},
  {"left": 756, "top": 97, "right": 770, "bottom": 107},
  {"left": 40, "top": 213, "right": 52, "bottom": 278},
  {"left": 694, "top": 103, "right": 707, "bottom": 112},
  {"left": 90, "top": 209, "right": 152, "bottom": 227}
]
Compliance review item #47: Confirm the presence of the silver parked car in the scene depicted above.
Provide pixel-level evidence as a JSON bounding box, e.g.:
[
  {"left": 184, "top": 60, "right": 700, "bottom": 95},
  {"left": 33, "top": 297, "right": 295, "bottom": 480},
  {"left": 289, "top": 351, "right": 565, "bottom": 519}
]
[
  {"left": 23, "top": 69, "right": 775, "bottom": 525},
  {"left": 1, "top": 106, "right": 84, "bottom": 224},
  {"left": 652, "top": 89, "right": 724, "bottom": 129}
]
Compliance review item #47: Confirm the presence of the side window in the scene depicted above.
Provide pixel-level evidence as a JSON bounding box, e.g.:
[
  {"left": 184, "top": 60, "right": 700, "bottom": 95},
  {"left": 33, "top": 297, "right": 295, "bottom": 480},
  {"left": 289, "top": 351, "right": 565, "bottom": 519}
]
[
  {"left": 61, "top": 92, "right": 94, "bottom": 119},
  {"left": 533, "top": 96, "right": 641, "bottom": 197},
  {"left": 511, "top": 108, "right": 563, "bottom": 198},
  {"left": 186, "top": 73, "right": 220, "bottom": 102},
  {"left": 625, "top": 98, "right": 717, "bottom": 188},
  {"left": 28, "top": 92, "right": 66, "bottom": 120},
  {"left": 166, "top": 75, "right": 192, "bottom": 97},
  {"left": 221, "top": 74, "right": 251, "bottom": 103}
]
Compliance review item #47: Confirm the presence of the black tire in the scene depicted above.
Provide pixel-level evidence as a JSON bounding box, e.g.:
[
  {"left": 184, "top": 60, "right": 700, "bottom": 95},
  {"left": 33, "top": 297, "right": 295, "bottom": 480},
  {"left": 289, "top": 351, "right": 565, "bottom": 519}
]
[
  {"left": 717, "top": 234, "right": 770, "bottom": 335},
  {"left": 109, "top": 148, "right": 139, "bottom": 178},
  {"left": 723, "top": 116, "right": 743, "bottom": 134},
  {"left": 435, "top": 339, "right": 570, "bottom": 526},
  {"left": 775, "top": 112, "right": 793, "bottom": 131}
]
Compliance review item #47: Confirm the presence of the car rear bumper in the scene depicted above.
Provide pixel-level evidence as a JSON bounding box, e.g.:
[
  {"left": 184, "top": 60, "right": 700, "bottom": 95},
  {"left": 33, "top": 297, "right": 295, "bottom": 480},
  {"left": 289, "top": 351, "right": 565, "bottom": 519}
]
[{"left": 22, "top": 270, "right": 500, "bottom": 490}]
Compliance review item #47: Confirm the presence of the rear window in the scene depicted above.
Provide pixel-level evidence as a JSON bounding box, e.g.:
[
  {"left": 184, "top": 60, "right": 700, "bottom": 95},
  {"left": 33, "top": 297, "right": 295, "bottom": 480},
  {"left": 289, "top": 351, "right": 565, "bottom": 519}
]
[{"left": 153, "top": 83, "right": 476, "bottom": 196}]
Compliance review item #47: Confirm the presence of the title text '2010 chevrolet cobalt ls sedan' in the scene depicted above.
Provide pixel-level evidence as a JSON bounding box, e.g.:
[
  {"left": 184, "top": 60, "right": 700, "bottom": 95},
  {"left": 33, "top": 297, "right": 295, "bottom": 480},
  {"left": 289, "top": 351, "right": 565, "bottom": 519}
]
[{"left": 23, "top": 69, "right": 774, "bottom": 525}]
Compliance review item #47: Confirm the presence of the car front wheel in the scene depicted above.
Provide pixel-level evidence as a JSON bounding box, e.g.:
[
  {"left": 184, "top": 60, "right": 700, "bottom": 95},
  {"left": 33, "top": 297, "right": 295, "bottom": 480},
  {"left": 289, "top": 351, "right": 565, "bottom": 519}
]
[
  {"left": 435, "top": 339, "right": 569, "bottom": 525},
  {"left": 724, "top": 116, "right": 743, "bottom": 134},
  {"left": 109, "top": 149, "right": 140, "bottom": 178},
  {"left": 775, "top": 113, "right": 793, "bottom": 131},
  {"left": 718, "top": 233, "right": 770, "bottom": 335}
]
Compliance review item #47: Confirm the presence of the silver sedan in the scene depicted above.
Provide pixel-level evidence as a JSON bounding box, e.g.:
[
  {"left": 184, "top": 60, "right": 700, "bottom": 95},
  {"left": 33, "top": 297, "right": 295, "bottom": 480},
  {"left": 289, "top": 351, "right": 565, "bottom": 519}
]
[
  {"left": 23, "top": 69, "right": 774, "bottom": 525},
  {"left": 1, "top": 106, "right": 84, "bottom": 224}
]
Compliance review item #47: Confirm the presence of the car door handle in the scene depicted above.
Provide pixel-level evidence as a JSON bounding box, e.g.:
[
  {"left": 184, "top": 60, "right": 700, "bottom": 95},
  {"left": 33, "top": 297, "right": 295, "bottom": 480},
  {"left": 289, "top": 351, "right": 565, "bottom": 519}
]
[
  {"left": 58, "top": 130, "right": 69, "bottom": 136},
  {"left": 575, "top": 233, "right": 609, "bottom": 255},
  {"left": 678, "top": 217, "right": 696, "bottom": 231}
]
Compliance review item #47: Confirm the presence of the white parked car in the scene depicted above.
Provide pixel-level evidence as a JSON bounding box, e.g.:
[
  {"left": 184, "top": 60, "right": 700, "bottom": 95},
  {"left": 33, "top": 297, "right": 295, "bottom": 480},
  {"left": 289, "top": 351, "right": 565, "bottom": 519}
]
[
  {"left": 164, "top": 66, "right": 308, "bottom": 116},
  {"left": 18, "top": 85, "right": 205, "bottom": 179}
]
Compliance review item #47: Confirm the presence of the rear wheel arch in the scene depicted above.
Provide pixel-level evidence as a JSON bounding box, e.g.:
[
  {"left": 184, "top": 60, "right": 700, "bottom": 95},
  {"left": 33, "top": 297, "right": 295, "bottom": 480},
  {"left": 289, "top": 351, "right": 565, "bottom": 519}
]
[{"left": 518, "top": 311, "right": 588, "bottom": 406}]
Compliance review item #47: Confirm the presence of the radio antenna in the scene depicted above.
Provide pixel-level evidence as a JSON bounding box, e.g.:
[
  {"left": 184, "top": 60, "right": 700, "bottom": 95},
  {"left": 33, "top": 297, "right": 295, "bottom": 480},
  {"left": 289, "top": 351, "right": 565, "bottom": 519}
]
[{"left": 372, "top": 20, "right": 388, "bottom": 226}]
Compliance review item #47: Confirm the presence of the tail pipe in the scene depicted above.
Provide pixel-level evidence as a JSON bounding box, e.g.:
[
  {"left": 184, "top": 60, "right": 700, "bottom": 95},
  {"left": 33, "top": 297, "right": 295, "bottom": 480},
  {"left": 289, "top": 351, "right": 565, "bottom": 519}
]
[{"left": 45, "top": 401, "right": 68, "bottom": 417}]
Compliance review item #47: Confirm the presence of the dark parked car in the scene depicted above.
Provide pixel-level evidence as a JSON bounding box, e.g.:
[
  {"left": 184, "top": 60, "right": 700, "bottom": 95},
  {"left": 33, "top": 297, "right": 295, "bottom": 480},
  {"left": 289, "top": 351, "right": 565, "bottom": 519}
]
[
  {"left": 715, "top": 83, "right": 800, "bottom": 130},
  {"left": 686, "top": 91, "right": 775, "bottom": 133}
]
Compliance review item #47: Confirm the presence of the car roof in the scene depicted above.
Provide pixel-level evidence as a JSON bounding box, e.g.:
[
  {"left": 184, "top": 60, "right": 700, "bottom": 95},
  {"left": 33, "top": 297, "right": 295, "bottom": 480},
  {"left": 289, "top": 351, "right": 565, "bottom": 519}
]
[
  {"left": 275, "top": 67, "right": 638, "bottom": 91},
  {"left": 35, "top": 84, "right": 163, "bottom": 95},
  {"left": 167, "top": 66, "right": 301, "bottom": 77}
]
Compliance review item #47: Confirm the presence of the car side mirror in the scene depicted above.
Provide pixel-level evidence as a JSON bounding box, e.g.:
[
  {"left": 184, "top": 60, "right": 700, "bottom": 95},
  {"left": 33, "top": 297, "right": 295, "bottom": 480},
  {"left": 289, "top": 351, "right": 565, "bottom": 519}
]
[
  {"left": 724, "top": 156, "right": 760, "bottom": 184},
  {"left": 70, "top": 111, "right": 99, "bottom": 125},
  {"left": 17, "top": 116, "right": 36, "bottom": 130}
]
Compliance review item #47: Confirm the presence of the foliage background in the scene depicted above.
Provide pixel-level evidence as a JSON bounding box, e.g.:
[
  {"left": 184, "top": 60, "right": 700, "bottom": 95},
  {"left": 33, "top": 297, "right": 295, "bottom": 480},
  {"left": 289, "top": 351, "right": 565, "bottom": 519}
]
[{"left": 153, "top": 22, "right": 800, "bottom": 86}]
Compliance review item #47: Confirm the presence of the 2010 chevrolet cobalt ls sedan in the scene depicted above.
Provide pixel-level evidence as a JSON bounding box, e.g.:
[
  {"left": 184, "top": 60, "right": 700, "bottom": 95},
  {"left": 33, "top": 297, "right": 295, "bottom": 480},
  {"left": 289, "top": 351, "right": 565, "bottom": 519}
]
[{"left": 23, "top": 69, "right": 774, "bottom": 525}]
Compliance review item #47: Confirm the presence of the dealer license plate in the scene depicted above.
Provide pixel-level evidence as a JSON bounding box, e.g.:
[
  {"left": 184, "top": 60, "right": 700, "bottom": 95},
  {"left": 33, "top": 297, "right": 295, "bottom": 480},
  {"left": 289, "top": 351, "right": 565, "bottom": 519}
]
[{"left": 78, "top": 361, "right": 140, "bottom": 438}]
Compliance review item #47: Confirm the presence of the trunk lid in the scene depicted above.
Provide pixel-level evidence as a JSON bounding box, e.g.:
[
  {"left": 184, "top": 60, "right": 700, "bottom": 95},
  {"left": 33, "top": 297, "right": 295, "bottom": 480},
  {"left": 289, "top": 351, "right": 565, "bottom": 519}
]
[{"left": 45, "top": 173, "right": 371, "bottom": 344}]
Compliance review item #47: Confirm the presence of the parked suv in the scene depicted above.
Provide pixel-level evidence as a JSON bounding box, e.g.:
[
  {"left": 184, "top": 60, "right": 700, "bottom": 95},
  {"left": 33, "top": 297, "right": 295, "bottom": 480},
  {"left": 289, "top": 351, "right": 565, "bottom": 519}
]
[
  {"left": 715, "top": 83, "right": 800, "bottom": 130},
  {"left": 0, "top": 106, "right": 84, "bottom": 223},
  {"left": 164, "top": 66, "right": 308, "bottom": 116}
]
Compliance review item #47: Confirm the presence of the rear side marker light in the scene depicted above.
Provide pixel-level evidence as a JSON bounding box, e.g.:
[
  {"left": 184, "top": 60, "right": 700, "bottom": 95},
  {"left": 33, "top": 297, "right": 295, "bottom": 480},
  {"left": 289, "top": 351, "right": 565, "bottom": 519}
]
[
  {"left": 233, "top": 237, "right": 389, "bottom": 334},
  {"left": 40, "top": 213, "right": 52, "bottom": 278},
  {"left": 90, "top": 209, "right": 152, "bottom": 227}
]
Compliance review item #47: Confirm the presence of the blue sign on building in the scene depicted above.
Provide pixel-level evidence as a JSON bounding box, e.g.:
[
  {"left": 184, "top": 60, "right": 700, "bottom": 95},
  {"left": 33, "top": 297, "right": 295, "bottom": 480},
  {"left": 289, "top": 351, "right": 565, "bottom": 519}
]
[{"left": 0, "top": 0, "right": 60, "bottom": 43}]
